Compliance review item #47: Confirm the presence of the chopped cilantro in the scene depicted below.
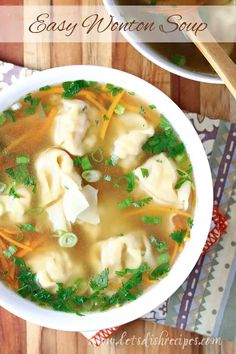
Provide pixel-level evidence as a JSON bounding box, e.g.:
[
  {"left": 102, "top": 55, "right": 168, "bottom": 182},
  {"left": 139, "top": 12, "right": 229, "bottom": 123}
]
[
  {"left": 24, "top": 106, "right": 36, "bottom": 116},
  {"left": 148, "top": 104, "right": 156, "bottom": 110},
  {"left": 141, "top": 168, "right": 149, "bottom": 178},
  {"left": 3, "top": 109, "right": 16, "bottom": 122},
  {"left": 39, "top": 85, "right": 51, "bottom": 91},
  {"left": 103, "top": 114, "right": 109, "bottom": 121},
  {"left": 3, "top": 245, "right": 17, "bottom": 259},
  {"left": 24, "top": 94, "right": 40, "bottom": 107},
  {"left": 8, "top": 186, "right": 20, "bottom": 199},
  {"left": 170, "top": 229, "right": 186, "bottom": 245},
  {"left": 62, "top": 80, "right": 97, "bottom": 98},
  {"left": 170, "top": 53, "right": 186, "bottom": 67},
  {"left": 142, "top": 130, "right": 185, "bottom": 158},
  {"left": 106, "top": 83, "right": 123, "bottom": 96},
  {"left": 187, "top": 217, "right": 194, "bottom": 229},
  {"left": 118, "top": 196, "right": 153, "bottom": 209},
  {"left": 150, "top": 235, "right": 169, "bottom": 253},
  {"left": 175, "top": 166, "right": 193, "bottom": 190},
  {"left": 139, "top": 106, "right": 145, "bottom": 116},
  {"left": 149, "top": 262, "right": 170, "bottom": 280},
  {"left": 90, "top": 268, "right": 109, "bottom": 291}
]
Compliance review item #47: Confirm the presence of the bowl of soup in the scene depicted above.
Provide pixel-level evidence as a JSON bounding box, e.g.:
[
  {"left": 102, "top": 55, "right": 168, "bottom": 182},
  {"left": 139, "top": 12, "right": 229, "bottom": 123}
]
[
  {"left": 103, "top": 0, "right": 236, "bottom": 83},
  {"left": 0, "top": 65, "right": 212, "bottom": 331}
]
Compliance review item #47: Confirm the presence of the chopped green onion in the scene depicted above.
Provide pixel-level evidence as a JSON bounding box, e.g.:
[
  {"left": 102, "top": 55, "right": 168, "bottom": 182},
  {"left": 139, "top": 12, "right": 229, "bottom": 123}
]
[
  {"left": 58, "top": 233, "right": 78, "bottom": 248},
  {"left": 95, "top": 119, "right": 99, "bottom": 126},
  {"left": 3, "top": 245, "right": 17, "bottom": 259},
  {"left": 73, "top": 157, "right": 82, "bottom": 167},
  {"left": 128, "top": 91, "right": 135, "bottom": 96},
  {"left": 118, "top": 196, "right": 153, "bottom": 209},
  {"left": 16, "top": 155, "right": 30, "bottom": 165},
  {"left": 81, "top": 156, "right": 92, "bottom": 171},
  {"left": 114, "top": 172, "right": 136, "bottom": 193},
  {"left": 106, "top": 84, "right": 123, "bottom": 96},
  {"left": 24, "top": 94, "right": 40, "bottom": 107},
  {"left": 8, "top": 186, "right": 20, "bottom": 199},
  {"left": 91, "top": 148, "right": 104, "bottom": 163},
  {"left": 141, "top": 216, "right": 162, "bottom": 224},
  {"left": 141, "top": 168, "right": 149, "bottom": 178},
  {"left": 157, "top": 252, "right": 170, "bottom": 265},
  {"left": 187, "top": 217, "right": 194, "bottom": 229},
  {"left": 115, "top": 104, "right": 125, "bottom": 116},
  {"left": 82, "top": 170, "right": 102, "bottom": 183},
  {"left": 22, "top": 223, "right": 35, "bottom": 232},
  {"left": 55, "top": 229, "right": 67, "bottom": 237}
]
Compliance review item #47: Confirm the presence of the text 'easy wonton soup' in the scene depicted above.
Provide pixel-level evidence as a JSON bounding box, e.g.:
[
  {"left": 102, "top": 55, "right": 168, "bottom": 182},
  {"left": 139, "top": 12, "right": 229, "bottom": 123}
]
[{"left": 0, "top": 81, "right": 195, "bottom": 314}]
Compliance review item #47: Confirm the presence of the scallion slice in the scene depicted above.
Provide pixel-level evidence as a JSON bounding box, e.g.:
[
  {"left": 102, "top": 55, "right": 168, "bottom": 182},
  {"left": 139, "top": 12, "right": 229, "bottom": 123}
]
[
  {"left": 115, "top": 104, "right": 125, "bottom": 116},
  {"left": 91, "top": 148, "right": 104, "bottom": 163},
  {"left": 58, "top": 233, "right": 78, "bottom": 248},
  {"left": 82, "top": 169, "right": 102, "bottom": 183},
  {"left": 16, "top": 155, "right": 30, "bottom": 165}
]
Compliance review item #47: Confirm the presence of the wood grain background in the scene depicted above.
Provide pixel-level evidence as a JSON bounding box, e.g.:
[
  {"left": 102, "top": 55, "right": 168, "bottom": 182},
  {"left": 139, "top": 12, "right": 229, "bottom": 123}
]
[{"left": 0, "top": 0, "right": 235, "bottom": 353}]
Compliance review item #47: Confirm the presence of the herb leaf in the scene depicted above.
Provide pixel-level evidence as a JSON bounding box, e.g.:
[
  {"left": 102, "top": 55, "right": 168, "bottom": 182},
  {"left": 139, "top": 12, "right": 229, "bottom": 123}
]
[
  {"left": 170, "top": 229, "right": 186, "bottom": 245},
  {"left": 142, "top": 216, "right": 162, "bottom": 224},
  {"left": 62, "top": 80, "right": 97, "bottom": 99},
  {"left": 90, "top": 268, "right": 109, "bottom": 291}
]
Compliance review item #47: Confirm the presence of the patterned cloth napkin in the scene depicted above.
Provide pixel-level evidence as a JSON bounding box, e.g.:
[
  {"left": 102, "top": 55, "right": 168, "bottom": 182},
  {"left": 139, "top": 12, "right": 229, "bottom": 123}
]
[{"left": 0, "top": 61, "right": 235, "bottom": 343}]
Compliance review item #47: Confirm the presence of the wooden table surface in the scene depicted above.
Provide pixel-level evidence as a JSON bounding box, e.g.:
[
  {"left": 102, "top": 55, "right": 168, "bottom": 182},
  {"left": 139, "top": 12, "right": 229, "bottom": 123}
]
[{"left": 0, "top": 0, "right": 236, "bottom": 353}]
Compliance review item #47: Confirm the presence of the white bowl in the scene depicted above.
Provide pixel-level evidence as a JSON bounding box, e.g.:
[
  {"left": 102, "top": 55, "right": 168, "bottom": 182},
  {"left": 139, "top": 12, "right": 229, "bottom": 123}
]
[
  {"left": 0, "top": 65, "right": 213, "bottom": 331},
  {"left": 103, "top": 0, "right": 222, "bottom": 84}
]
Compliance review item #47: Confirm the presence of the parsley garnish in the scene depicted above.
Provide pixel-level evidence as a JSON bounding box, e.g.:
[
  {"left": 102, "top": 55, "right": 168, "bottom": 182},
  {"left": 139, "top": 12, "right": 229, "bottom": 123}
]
[
  {"left": 8, "top": 186, "right": 20, "bottom": 199},
  {"left": 148, "top": 104, "right": 156, "bottom": 110},
  {"left": 187, "top": 217, "right": 194, "bottom": 229},
  {"left": 2, "top": 110, "right": 16, "bottom": 122},
  {"left": 103, "top": 114, "right": 109, "bottom": 121},
  {"left": 24, "top": 106, "right": 36, "bottom": 116},
  {"left": 170, "top": 229, "right": 186, "bottom": 245},
  {"left": 24, "top": 94, "right": 40, "bottom": 107},
  {"left": 139, "top": 106, "right": 145, "bottom": 116},
  {"left": 149, "top": 262, "right": 170, "bottom": 280},
  {"left": 39, "top": 85, "right": 51, "bottom": 91}
]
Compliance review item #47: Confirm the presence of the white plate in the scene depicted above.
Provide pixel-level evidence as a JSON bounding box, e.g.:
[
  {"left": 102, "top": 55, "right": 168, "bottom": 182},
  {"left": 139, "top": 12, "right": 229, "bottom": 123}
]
[{"left": 0, "top": 65, "right": 213, "bottom": 331}]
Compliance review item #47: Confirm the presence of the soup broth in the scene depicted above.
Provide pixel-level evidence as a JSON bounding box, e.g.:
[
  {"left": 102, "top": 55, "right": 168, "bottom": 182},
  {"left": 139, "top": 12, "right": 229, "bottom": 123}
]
[
  {"left": 0, "top": 81, "right": 195, "bottom": 314},
  {"left": 117, "top": 0, "right": 236, "bottom": 74}
]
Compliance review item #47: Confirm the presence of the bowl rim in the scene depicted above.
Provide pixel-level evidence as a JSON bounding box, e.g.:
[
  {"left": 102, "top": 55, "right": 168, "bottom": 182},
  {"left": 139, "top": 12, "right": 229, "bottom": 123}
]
[
  {"left": 103, "top": 0, "right": 223, "bottom": 84},
  {"left": 0, "top": 65, "right": 213, "bottom": 332}
]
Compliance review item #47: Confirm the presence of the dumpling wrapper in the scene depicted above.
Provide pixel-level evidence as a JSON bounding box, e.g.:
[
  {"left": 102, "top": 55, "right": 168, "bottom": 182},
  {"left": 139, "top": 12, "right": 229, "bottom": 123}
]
[
  {"left": 53, "top": 99, "right": 98, "bottom": 156},
  {"left": 91, "top": 230, "right": 156, "bottom": 278},
  {"left": 35, "top": 148, "right": 99, "bottom": 232},
  {"left": 77, "top": 185, "right": 100, "bottom": 225},
  {"left": 0, "top": 187, "right": 31, "bottom": 223},
  {"left": 112, "top": 112, "right": 154, "bottom": 168},
  {"left": 134, "top": 153, "right": 191, "bottom": 210},
  {"left": 26, "top": 248, "right": 86, "bottom": 293}
]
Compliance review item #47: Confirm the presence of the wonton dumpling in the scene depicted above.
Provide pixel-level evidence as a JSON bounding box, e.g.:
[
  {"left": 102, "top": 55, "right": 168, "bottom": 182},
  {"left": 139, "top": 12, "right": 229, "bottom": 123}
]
[
  {"left": 91, "top": 230, "right": 156, "bottom": 278},
  {"left": 112, "top": 112, "right": 154, "bottom": 168},
  {"left": 53, "top": 99, "right": 98, "bottom": 156},
  {"left": 35, "top": 148, "right": 100, "bottom": 232},
  {"left": 0, "top": 187, "right": 31, "bottom": 223},
  {"left": 26, "top": 248, "right": 86, "bottom": 293},
  {"left": 134, "top": 153, "right": 191, "bottom": 210}
]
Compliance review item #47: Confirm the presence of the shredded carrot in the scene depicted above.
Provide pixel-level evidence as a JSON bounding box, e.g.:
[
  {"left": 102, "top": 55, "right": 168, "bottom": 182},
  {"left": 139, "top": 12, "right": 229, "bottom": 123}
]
[
  {"left": 16, "top": 235, "right": 45, "bottom": 258},
  {"left": 124, "top": 205, "right": 192, "bottom": 218},
  {"left": 0, "top": 230, "right": 32, "bottom": 251},
  {"left": 0, "top": 239, "right": 9, "bottom": 270},
  {"left": 9, "top": 264, "right": 16, "bottom": 280},
  {"left": 100, "top": 90, "right": 125, "bottom": 140},
  {"left": 77, "top": 91, "right": 107, "bottom": 114}
]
